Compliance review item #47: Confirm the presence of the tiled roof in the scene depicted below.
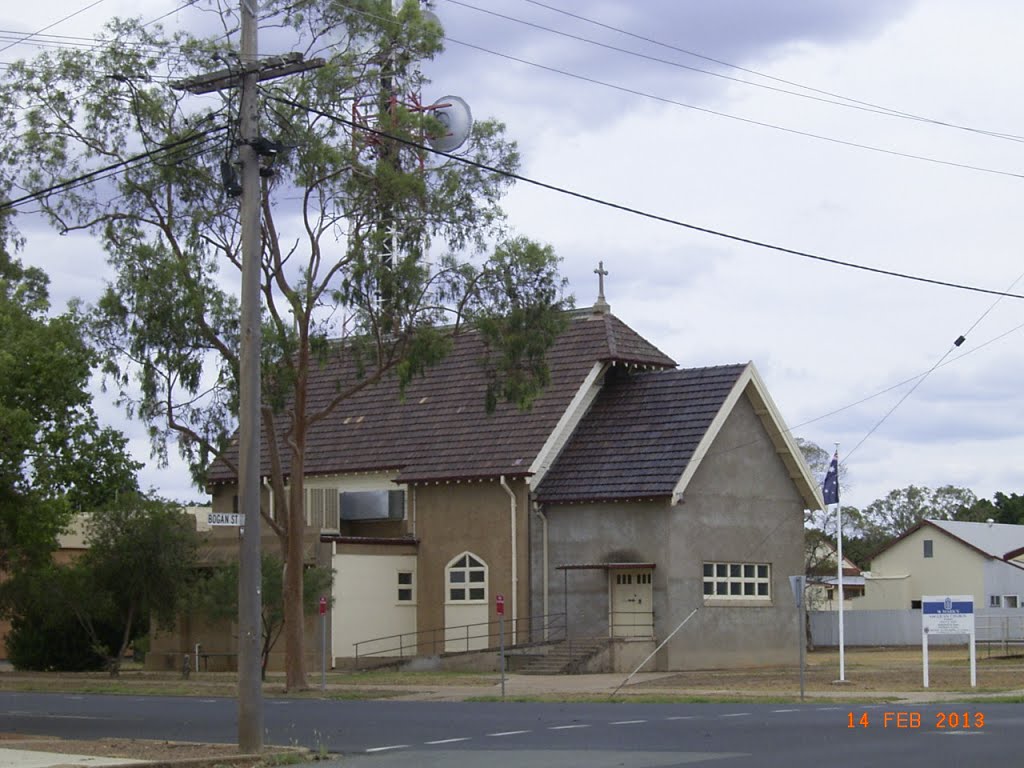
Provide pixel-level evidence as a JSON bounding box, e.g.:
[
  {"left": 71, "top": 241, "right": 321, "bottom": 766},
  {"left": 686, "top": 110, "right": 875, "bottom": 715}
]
[
  {"left": 534, "top": 364, "right": 747, "bottom": 504},
  {"left": 207, "top": 309, "right": 675, "bottom": 485}
]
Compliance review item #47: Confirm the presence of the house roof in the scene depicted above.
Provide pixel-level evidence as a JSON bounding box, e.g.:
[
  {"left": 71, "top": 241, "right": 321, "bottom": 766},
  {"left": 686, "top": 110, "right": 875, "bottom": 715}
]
[
  {"left": 534, "top": 362, "right": 824, "bottom": 508},
  {"left": 207, "top": 309, "right": 675, "bottom": 485},
  {"left": 926, "top": 519, "right": 1024, "bottom": 561},
  {"left": 534, "top": 364, "right": 747, "bottom": 504},
  {"left": 871, "top": 518, "right": 1024, "bottom": 564}
]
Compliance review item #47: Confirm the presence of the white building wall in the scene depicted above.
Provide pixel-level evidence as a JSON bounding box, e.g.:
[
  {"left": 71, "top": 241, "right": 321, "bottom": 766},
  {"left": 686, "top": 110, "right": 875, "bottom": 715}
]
[{"left": 332, "top": 552, "right": 417, "bottom": 659}]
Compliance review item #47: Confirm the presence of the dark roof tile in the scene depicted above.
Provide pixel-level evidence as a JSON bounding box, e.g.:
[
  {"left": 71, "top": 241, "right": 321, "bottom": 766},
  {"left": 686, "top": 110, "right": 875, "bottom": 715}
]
[
  {"left": 534, "top": 364, "right": 746, "bottom": 504},
  {"left": 208, "top": 310, "right": 674, "bottom": 484}
]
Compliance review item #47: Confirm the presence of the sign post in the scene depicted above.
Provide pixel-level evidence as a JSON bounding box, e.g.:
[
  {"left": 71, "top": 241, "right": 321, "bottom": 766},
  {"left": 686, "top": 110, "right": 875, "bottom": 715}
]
[
  {"left": 496, "top": 594, "right": 505, "bottom": 698},
  {"left": 789, "top": 575, "right": 806, "bottom": 701},
  {"left": 921, "top": 595, "right": 975, "bottom": 688},
  {"left": 319, "top": 595, "right": 328, "bottom": 692}
]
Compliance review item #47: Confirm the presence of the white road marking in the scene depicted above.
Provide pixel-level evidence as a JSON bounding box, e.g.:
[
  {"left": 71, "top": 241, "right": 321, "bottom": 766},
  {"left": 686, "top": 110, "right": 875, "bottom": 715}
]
[
  {"left": 610, "top": 720, "right": 646, "bottom": 725},
  {"left": 939, "top": 731, "right": 986, "bottom": 736},
  {"left": 270, "top": 701, "right": 291, "bottom": 705},
  {"left": 721, "top": 713, "right": 751, "bottom": 718},
  {"left": 365, "top": 745, "right": 409, "bottom": 753},
  {"left": 772, "top": 709, "right": 798, "bottom": 713},
  {"left": 549, "top": 724, "right": 590, "bottom": 730},
  {"left": 666, "top": 716, "right": 698, "bottom": 720},
  {"left": 199, "top": 699, "right": 218, "bottom": 703},
  {"left": 488, "top": 730, "right": 531, "bottom": 737},
  {"left": 425, "top": 737, "right": 471, "bottom": 745},
  {"left": 816, "top": 707, "right": 842, "bottom": 711},
  {"left": 64, "top": 696, "right": 84, "bottom": 700}
]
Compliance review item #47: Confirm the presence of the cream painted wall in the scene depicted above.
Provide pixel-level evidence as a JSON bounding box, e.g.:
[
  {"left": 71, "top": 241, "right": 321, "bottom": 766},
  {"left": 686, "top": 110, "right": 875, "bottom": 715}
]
[
  {"left": 332, "top": 552, "right": 417, "bottom": 659},
  {"left": 865, "top": 528, "right": 985, "bottom": 609}
]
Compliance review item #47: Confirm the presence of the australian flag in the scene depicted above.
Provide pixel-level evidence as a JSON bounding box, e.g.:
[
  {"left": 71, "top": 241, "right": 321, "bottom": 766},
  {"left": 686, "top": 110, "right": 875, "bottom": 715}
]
[{"left": 822, "top": 451, "right": 840, "bottom": 506}]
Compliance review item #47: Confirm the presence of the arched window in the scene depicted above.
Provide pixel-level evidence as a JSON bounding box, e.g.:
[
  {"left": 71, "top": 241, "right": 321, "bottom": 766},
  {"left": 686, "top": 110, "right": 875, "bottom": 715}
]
[{"left": 446, "top": 552, "right": 487, "bottom": 602}]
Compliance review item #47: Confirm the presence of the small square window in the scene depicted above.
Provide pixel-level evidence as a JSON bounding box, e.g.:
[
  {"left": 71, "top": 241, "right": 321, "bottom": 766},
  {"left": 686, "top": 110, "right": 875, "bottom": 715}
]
[
  {"left": 703, "top": 581, "right": 714, "bottom": 595},
  {"left": 730, "top": 564, "right": 741, "bottom": 578},
  {"left": 450, "top": 588, "right": 465, "bottom": 601},
  {"left": 744, "top": 583, "right": 755, "bottom": 596},
  {"left": 397, "top": 572, "right": 412, "bottom": 585},
  {"left": 1004, "top": 595, "right": 1019, "bottom": 608},
  {"left": 716, "top": 581, "right": 728, "bottom": 595},
  {"left": 730, "top": 582, "right": 742, "bottom": 596},
  {"left": 398, "top": 588, "right": 413, "bottom": 601},
  {"left": 744, "top": 565, "right": 755, "bottom": 578},
  {"left": 469, "top": 587, "right": 485, "bottom": 600},
  {"left": 703, "top": 564, "right": 713, "bottom": 577},
  {"left": 757, "top": 583, "right": 769, "bottom": 596},
  {"left": 990, "top": 595, "right": 1002, "bottom": 608},
  {"left": 469, "top": 570, "right": 485, "bottom": 583},
  {"left": 911, "top": 600, "right": 922, "bottom": 609},
  {"left": 450, "top": 571, "right": 466, "bottom": 584},
  {"left": 716, "top": 564, "right": 727, "bottom": 577},
  {"left": 757, "top": 565, "right": 768, "bottom": 579}
]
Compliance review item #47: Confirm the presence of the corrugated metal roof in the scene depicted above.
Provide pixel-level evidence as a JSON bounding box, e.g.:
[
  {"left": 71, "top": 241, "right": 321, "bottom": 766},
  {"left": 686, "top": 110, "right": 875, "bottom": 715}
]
[{"left": 926, "top": 518, "right": 1024, "bottom": 559}]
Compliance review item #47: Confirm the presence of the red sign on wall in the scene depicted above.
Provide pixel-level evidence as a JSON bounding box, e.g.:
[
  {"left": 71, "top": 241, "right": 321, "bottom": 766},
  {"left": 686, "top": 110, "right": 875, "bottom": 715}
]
[
  {"left": 319, "top": 595, "right": 328, "bottom": 615},
  {"left": 495, "top": 594, "right": 505, "bottom": 615}
]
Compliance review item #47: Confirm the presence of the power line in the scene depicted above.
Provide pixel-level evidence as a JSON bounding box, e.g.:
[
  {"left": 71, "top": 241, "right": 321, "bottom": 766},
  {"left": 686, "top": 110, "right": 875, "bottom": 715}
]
[
  {"left": 510, "top": 0, "right": 1024, "bottom": 144},
  {"left": 0, "top": 0, "right": 108, "bottom": 56},
  {"left": 445, "top": 0, "right": 1024, "bottom": 145},
  {"left": 0, "top": 126, "right": 227, "bottom": 213},
  {"left": 443, "top": 35, "right": 1024, "bottom": 182},
  {"left": 843, "top": 268, "right": 1024, "bottom": 463},
  {"left": 267, "top": 92, "right": 1024, "bottom": 302}
]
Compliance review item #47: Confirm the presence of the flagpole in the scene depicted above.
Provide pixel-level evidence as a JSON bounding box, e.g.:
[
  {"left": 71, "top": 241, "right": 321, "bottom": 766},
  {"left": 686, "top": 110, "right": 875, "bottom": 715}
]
[{"left": 835, "top": 443, "right": 846, "bottom": 682}]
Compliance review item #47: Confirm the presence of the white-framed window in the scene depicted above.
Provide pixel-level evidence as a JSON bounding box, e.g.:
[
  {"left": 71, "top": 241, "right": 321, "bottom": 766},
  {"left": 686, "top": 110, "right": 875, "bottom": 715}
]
[
  {"left": 397, "top": 570, "right": 415, "bottom": 604},
  {"left": 990, "top": 595, "right": 1003, "bottom": 608},
  {"left": 446, "top": 552, "right": 487, "bottom": 603},
  {"left": 1004, "top": 595, "right": 1019, "bottom": 609},
  {"left": 702, "top": 562, "right": 771, "bottom": 600}
]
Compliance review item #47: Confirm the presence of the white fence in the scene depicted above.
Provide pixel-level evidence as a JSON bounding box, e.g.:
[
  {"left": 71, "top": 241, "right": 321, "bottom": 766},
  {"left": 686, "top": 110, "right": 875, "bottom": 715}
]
[{"left": 810, "top": 609, "right": 1024, "bottom": 649}]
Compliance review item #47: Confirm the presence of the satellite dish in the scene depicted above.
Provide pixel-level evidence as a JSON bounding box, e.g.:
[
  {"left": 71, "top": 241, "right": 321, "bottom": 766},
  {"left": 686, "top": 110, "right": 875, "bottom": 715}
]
[
  {"left": 428, "top": 95, "right": 473, "bottom": 153},
  {"left": 421, "top": 9, "right": 444, "bottom": 34}
]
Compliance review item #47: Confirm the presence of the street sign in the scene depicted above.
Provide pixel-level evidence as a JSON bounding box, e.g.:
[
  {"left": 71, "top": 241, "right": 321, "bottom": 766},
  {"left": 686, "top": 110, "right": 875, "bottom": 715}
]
[
  {"left": 209, "top": 512, "right": 245, "bottom": 526},
  {"left": 318, "top": 595, "right": 328, "bottom": 616},
  {"left": 495, "top": 593, "right": 505, "bottom": 615}
]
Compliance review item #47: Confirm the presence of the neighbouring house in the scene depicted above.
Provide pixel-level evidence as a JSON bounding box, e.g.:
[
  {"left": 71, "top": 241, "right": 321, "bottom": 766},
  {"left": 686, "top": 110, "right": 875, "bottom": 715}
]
[
  {"left": 153, "top": 300, "right": 821, "bottom": 672},
  {"left": 857, "top": 518, "right": 1024, "bottom": 611},
  {"left": 806, "top": 537, "right": 865, "bottom": 611},
  {"left": 0, "top": 507, "right": 210, "bottom": 662}
]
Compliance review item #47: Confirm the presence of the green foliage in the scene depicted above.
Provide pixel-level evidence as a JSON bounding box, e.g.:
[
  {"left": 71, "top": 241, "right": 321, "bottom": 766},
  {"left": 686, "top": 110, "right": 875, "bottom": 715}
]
[
  {"left": 191, "top": 553, "right": 333, "bottom": 676},
  {"left": 74, "top": 493, "right": 200, "bottom": 672},
  {"left": 955, "top": 491, "right": 1024, "bottom": 525},
  {"left": 0, "top": 248, "right": 141, "bottom": 571},
  {"left": 5, "top": 564, "right": 120, "bottom": 671},
  {"left": 862, "top": 484, "right": 976, "bottom": 539}
]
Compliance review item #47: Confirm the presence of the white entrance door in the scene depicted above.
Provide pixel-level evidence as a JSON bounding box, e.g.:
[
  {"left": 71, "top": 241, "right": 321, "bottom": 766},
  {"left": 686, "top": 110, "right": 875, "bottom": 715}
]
[
  {"left": 610, "top": 569, "right": 654, "bottom": 638},
  {"left": 444, "top": 552, "right": 489, "bottom": 652}
]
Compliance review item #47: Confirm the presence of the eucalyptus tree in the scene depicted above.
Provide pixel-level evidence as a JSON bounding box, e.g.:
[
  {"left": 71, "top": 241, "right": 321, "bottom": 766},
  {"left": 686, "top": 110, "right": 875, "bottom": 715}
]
[{"left": 0, "top": 0, "right": 569, "bottom": 689}]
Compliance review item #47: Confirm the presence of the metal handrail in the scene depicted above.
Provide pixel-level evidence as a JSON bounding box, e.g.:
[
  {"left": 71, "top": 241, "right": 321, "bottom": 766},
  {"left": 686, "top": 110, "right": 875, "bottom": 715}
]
[{"left": 353, "top": 612, "right": 567, "bottom": 660}]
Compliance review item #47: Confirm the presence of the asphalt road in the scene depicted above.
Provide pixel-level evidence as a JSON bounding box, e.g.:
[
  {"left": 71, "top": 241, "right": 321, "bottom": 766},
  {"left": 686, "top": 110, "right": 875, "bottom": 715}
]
[{"left": 1, "top": 693, "right": 1020, "bottom": 767}]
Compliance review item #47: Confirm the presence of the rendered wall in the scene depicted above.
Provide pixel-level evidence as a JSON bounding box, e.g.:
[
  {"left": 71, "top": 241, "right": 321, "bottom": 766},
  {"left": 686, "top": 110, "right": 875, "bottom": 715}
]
[{"left": 538, "top": 391, "right": 805, "bottom": 670}]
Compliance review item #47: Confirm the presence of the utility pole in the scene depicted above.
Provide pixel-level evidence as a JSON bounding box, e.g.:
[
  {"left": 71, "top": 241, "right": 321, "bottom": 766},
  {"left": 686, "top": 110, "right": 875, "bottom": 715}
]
[
  {"left": 236, "top": 0, "right": 262, "bottom": 753},
  {"left": 172, "top": 1, "right": 322, "bottom": 754}
]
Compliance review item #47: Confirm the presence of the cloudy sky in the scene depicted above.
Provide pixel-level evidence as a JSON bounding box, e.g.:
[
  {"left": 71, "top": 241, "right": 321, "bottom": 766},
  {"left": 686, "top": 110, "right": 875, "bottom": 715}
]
[{"left": 4, "top": 0, "right": 1024, "bottom": 512}]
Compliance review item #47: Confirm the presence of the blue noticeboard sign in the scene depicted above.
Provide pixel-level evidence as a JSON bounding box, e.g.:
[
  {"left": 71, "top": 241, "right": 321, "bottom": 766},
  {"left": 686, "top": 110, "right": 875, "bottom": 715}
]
[{"left": 922, "top": 595, "right": 974, "bottom": 635}]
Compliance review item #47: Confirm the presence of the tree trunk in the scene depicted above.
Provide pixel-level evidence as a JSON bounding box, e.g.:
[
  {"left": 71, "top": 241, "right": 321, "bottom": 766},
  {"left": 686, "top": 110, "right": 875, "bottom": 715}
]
[{"left": 283, "top": 367, "right": 309, "bottom": 691}]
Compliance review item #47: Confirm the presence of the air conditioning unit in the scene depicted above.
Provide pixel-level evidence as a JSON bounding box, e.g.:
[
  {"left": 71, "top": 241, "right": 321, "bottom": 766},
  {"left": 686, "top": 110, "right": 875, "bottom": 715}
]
[{"left": 340, "top": 490, "right": 405, "bottom": 521}]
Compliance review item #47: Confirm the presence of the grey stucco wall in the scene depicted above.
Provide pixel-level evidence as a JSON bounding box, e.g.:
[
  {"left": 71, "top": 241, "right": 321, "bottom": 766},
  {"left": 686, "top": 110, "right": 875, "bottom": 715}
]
[{"left": 535, "top": 388, "right": 804, "bottom": 670}]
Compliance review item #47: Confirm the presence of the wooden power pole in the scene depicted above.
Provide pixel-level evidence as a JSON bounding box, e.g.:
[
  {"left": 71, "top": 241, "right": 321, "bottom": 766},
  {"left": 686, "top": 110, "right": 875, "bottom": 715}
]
[{"left": 172, "top": 1, "right": 322, "bottom": 754}]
